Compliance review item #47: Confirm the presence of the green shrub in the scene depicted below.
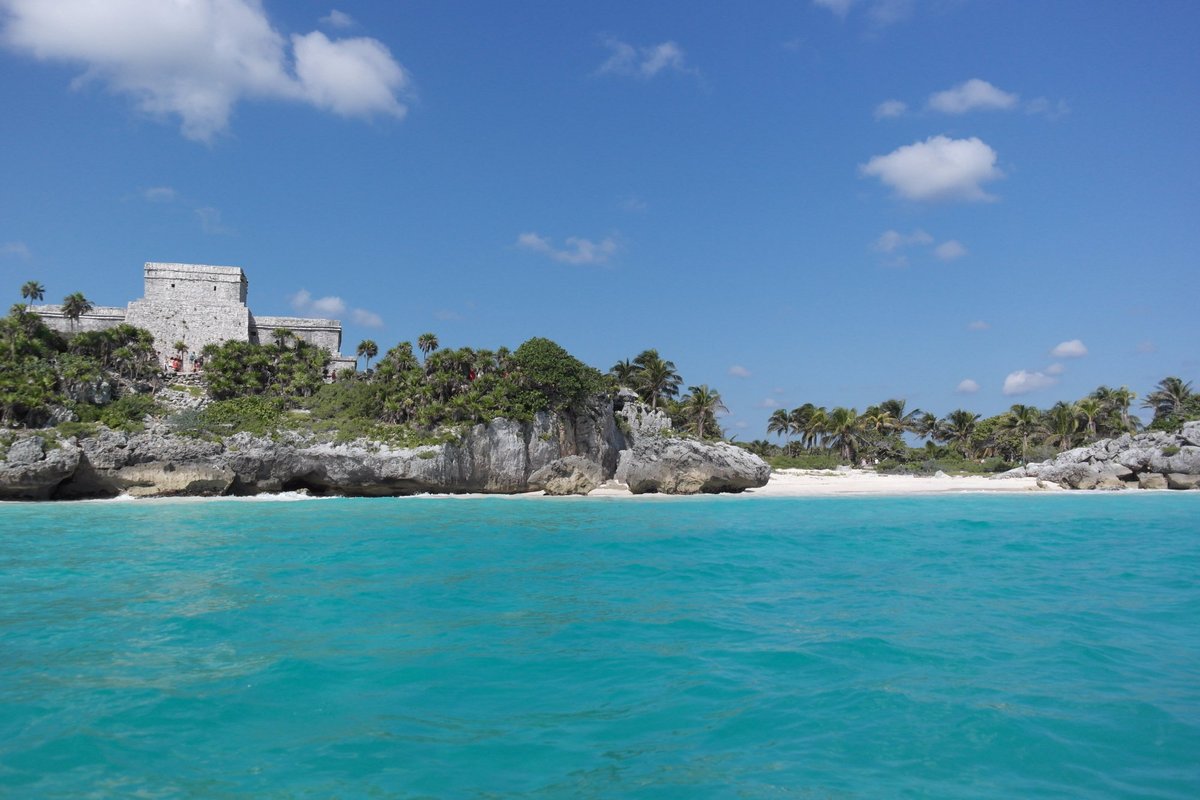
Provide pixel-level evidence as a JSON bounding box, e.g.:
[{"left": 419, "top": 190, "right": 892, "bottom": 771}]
[
  {"left": 768, "top": 452, "right": 843, "bottom": 470},
  {"left": 166, "top": 408, "right": 207, "bottom": 437},
  {"left": 201, "top": 396, "right": 286, "bottom": 436},
  {"left": 54, "top": 421, "right": 99, "bottom": 439},
  {"left": 99, "top": 394, "right": 160, "bottom": 431}
]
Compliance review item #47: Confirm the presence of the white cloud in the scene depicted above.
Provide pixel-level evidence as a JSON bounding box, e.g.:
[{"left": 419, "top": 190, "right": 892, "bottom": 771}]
[
  {"left": 956, "top": 378, "right": 980, "bottom": 394},
  {"left": 861, "top": 135, "right": 1003, "bottom": 202},
  {"left": 289, "top": 288, "right": 345, "bottom": 316},
  {"left": 143, "top": 186, "right": 177, "bottom": 203},
  {"left": 195, "top": 206, "right": 230, "bottom": 235},
  {"left": 1026, "top": 97, "right": 1070, "bottom": 119},
  {"left": 291, "top": 31, "right": 408, "bottom": 119},
  {"left": 289, "top": 290, "right": 380, "bottom": 326},
  {"left": 433, "top": 309, "right": 464, "bottom": 322},
  {"left": 928, "top": 79, "right": 1018, "bottom": 114},
  {"left": 517, "top": 232, "right": 617, "bottom": 266},
  {"left": 873, "top": 230, "right": 965, "bottom": 265},
  {"left": 873, "top": 99, "right": 907, "bottom": 119},
  {"left": 0, "top": 0, "right": 410, "bottom": 142},
  {"left": 619, "top": 195, "right": 648, "bottom": 212},
  {"left": 874, "top": 228, "right": 932, "bottom": 253},
  {"left": 1136, "top": 340, "right": 1156, "bottom": 355},
  {"left": 1045, "top": 362, "right": 1065, "bottom": 376},
  {"left": 813, "top": 0, "right": 855, "bottom": 16},
  {"left": 351, "top": 308, "right": 383, "bottom": 328},
  {"left": 967, "top": 320, "right": 989, "bottom": 331},
  {"left": 596, "top": 37, "right": 694, "bottom": 79},
  {"left": 1, "top": 241, "right": 31, "bottom": 259},
  {"left": 1003, "top": 370, "right": 1058, "bottom": 396},
  {"left": 311, "top": 296, "right": 346, "bottom": 315},
  {"left": 758, "top": 397, "right": 779, "bottom": 408},
  {"left": 813, "top": 0, "right": 913, "bottom": 27},
  {"left": 320, "top": 9, "right": 355, "bottom": 29},
  {"left": 729, "top": 365, "right": 752, "bottom": 378},
  {"left": 934, "top": 240, "right": 967, "bottom": 261},
  {"left": 867, "top": 0, "right": 913, "bottom": 27},
  {"left": 1050, "top": 339, "right": 1087, "bottom": 358}
]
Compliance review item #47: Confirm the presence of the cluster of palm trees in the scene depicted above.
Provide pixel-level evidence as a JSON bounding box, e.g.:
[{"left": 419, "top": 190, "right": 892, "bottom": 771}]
[
  {"left": 18, "top": 280, "right": 93, "bottom": 330},
  {"left": 768, "top": 399, "right": 926, "bottom": 463},
  {"left": 609, "top": 349, "right": 681, "bottom": 409},
  {"left": 763, "top": 382, "right": 1186, "bottom": 465},
  {"left": 608, "top": 349, "right": 727, "bottom": 438},
  {"left": 355, "top": 333, "right": 438, "bottom": 373},
  {"left": 1141, "top": 376, "right": 1195, "bottom": 423}
]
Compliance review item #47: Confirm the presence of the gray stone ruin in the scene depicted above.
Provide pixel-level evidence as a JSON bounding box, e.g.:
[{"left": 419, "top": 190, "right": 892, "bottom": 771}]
[{"left": 32, "top": 262, "right": 357, "bottom": 374}]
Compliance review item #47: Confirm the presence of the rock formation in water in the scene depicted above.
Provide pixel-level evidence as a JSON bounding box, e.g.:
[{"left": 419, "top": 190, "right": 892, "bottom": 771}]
[
  {"left": 1000, "top": 421, "right": 1200, "bottom": 490},
  {"left": 0, "top": 393, "right": 769, "bottom": 500}
]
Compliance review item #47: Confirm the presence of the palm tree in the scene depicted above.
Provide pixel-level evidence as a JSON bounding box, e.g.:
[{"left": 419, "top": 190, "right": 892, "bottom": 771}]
[
  {"left": 1109, "top": 386, "right": 1137, "bottom": 431},
  {"left": 940, "top": 409, "right": 980, "bottom": 458},
  {"left": 1142, "top": 377, "right": 1193, "bottom": 421},
  {"left": 879, "top": 398, "right": 922, "bottom": 434},
  {"left": 788, "top": 404, "right": 818, "bottom": 450},
  {"left": 1044, "top": 401, "right": 1079, "bottom": 452},
  {"left": 357, "top": 339, "right": 378, "bottom": 371},
  {"left": 609, "top": 359, "right": 638, "bottom": 387},
  {"left": 861, "top": 407, "right": 898, "bottom": 437},
  {"left": 1075, "top": 398, "right": 1103, "bottom": 440},
  {"left": 20, "top": 280, "right": 44, "bottom": 310},
  {"left": 681, "top": 385, "right": 728, "bottom": 438},
  {"left": 914, "top": 411, "right": 942, "bottom": 443},
  {"left": 417, "top": 332, "right": 439, "bottom": 361},
  {"left": 767, "top": 408, "right": 792, "bottom": 441},
  {"left": 1002, "top": 404, "right": 1043, "bottom": 462},
  {"left": 61, "top": 292, "right": 93, "bottom": 332},
  {"left": 824, "top": 407, "right": 864, "bottom": 463},
  {"left": 271, "top": 327, "right": 293, "bottom": 349},
  {"left": 805, "top": 406, "right": 830, "bottom": 450},
  {"left": 632, "top": 349, "right": 681, "bottom": 409}
]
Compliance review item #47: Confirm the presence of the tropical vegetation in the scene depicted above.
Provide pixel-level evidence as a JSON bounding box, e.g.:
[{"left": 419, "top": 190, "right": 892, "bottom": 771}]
[
  {"left": 3, "top": 280, "right": 1197, "bottom": 466},
  {"left": 754, "top": 379, "right": 1198, "bottom": 473}
]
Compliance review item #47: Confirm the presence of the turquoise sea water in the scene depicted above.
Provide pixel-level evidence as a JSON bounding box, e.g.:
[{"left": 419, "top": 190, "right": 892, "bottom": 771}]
[{"left": 1, "top": 495, "right": 1198, "bottom": 799}]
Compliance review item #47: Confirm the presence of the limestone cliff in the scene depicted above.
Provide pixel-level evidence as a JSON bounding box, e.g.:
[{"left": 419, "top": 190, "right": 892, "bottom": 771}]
[
  {"left": 1000, "top": 421, "right": 1200, "bottom": 490},
  {"left": 0, "top": 395, "right": 769, "bottom": 500}
]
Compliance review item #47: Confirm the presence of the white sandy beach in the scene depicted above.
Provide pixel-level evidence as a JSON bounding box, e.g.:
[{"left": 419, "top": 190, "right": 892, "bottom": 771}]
[
  {"left": 744, "top": 468, "right": 1051, "bottom": 496},
  {"left": 58, "top": 469, "right": 1052, "bottom": 503},
  {"left": 583, "top": 468, "right": 1053, "bottom": 497}
]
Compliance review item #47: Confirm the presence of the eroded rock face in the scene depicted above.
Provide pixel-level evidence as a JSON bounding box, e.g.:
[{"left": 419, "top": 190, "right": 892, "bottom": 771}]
[
  {"left": 114, "top": 462, "right": 236, "bottom": 497},
  {"left": 3, "top": 396, "right": 771, "bottom": 500},
  {"left": 1166, "top": 473, "right": 1200, "bottom": 490},
  {"left": 1018, "top": 424, "right": 1200, "bottom": 491},
  {"left": 0, "top": 436, "right": 81, "bottom": 500},
  {"left": 617, "top": 437, "right": 770, "bottom": 495},
  {"left": 529, "top": 456, "right": 604, "bottom": 496}
]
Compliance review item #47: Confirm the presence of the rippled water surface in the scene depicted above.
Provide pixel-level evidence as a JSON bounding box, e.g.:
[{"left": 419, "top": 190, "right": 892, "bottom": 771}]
[{"left": 1, "top": 494, "right": 1198, "bottom": 798}]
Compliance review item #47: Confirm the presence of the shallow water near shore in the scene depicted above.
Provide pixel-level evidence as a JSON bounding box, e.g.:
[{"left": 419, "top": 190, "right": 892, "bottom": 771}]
[{"left": 2, "top": 495, "right": 1198, "bottom": 798}]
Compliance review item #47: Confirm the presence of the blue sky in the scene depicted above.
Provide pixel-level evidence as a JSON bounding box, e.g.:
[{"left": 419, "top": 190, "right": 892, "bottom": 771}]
[{"left": 1, "top": 0, "right": 1197, "bottom": 437}]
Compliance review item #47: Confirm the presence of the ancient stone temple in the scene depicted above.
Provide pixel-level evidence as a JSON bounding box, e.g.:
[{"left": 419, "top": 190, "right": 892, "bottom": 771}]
[{"left": 33, "top": 262, "right": 357, "bottom": 373}]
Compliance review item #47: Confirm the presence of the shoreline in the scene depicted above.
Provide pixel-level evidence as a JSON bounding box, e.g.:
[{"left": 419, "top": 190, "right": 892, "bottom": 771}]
[
  {"left": 1, "top": 469, "right": 1072, "bottom": 503},
  {"left": 11, "top": 469, "right": 1200, "bottom": 505}
]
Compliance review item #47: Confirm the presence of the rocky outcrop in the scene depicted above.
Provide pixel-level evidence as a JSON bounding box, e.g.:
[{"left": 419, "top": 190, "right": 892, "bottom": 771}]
[
  {"left": 0, "top": 436, "right": 81, "bottom": 500},
  {"left": 112, "top": 462, "right": 236, "bottom": 497},
  {"left": 1003, "top": 421, "right": 1200, "bottom": 490},
  {"left": 2, "top": 395, "right": 769, "bottom": 500},
  {"left": 616, "top": 437, "right": 771, "bottom": 494},
  {"left": 529, "top": 456, "right": 605, "bottom": 496},
  {"left": 614, "top": 388, "right": 673, "bottom": 442}
]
